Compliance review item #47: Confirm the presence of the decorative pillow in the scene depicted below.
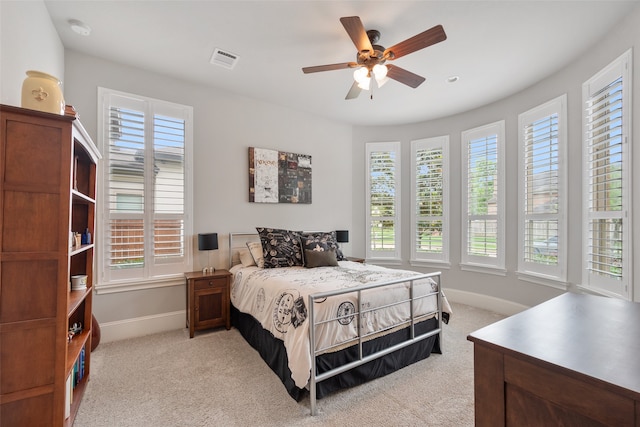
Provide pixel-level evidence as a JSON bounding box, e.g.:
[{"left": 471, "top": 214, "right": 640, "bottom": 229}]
[
  {"left": 246, "top": 241, "right": 264, "bottom": 268},
  {"left": 304, "top": 249, "right": 338, "bottom": 268},
  {"left": 300, "top": 231, "right": 345, "bottom": 260},
  {"left": 238, "top": 247, "right": 257, "bottom": 267},
  {"left": 256, "top": 227, "right": 304, "bottom": 268}
]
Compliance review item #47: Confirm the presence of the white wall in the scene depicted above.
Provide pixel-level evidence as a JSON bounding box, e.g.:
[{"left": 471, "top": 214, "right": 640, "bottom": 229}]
[
  {"left": 352, "top": 4, "right": 640, "bottom": 309},
  {"left": 0, "top": 0, "right": 64, "bottom": 106},
  {"left": 62, "top": 51, "right": 353, "bottom": 339}
]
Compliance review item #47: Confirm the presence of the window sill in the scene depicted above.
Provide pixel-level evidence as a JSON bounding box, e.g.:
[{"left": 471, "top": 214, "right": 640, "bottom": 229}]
[
  {"left": 516, "top": 271, "right": 568, "bottom": 290},
  {"left": 409, "top": 259, "right": 451, "bottom": 270},
  {"left": 95, "top": 275, "right": 185, "bottom": 294},
  {"left": 575, "top": 283, "right": 630, "bottom": 300},
  {"left": 460, "top": 263, "right": 507, "bottom": 276},
  {"left": 365, "top": 258, "right": 403, "bottom": 266}
]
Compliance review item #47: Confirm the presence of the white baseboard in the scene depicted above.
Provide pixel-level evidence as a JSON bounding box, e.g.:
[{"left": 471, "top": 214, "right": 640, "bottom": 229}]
[
  {"left": 98, "top": 310, "right": 186, "bottom": 344},
  {"left": 443, "top": 288, "right": 529, "bottom": 316},
  {"left": 97, "top": 291, "right": 527, "bottom": 344}
]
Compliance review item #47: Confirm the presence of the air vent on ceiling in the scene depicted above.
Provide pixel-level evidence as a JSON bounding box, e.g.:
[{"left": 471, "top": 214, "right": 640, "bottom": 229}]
[{"left": 210, "top": 48, "right": 239, "bottom": 69}]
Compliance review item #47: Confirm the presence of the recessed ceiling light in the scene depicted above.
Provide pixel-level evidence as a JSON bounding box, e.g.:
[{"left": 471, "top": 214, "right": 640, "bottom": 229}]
[
  {"left": 447, "top": 75, "right": 460, "bottom": 83},
  {"left": 68, "top": 19, "right": 91, "bottom": 36}
]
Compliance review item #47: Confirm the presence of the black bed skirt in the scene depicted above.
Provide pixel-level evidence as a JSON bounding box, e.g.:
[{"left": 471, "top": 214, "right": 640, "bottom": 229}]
[{"left": 231, "top": 304, "right": 441, "bottom": 401}]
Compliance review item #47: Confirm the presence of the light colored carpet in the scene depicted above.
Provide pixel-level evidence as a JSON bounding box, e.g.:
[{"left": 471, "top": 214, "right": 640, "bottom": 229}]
[{"left": 74, "top": 303, "right": 504, "bottom": 427}]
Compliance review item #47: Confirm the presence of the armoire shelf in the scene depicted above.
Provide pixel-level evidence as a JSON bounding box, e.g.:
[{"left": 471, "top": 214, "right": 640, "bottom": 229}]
[{"left": 1, "top": 104, "right": 101, "bottom": 427}]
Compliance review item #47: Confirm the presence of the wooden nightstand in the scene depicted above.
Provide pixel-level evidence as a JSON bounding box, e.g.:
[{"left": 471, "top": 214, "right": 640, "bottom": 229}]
[
  {"left": 185, "top": 269, "right": 232, "bottom": 338},
  {"left": 345, "top": 256, "right": 365, "bottom": 263}
]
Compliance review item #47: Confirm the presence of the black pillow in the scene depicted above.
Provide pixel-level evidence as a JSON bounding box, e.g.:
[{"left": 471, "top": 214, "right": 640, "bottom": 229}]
[
  {"left": 256, "top": 227, "right": 304, "bottom": 268},
  {"left": 300, "top": 231, "right": 345, "bottom": 260},
  {"left": 304, "top": 249, "right": 339, "bottom": 268}
]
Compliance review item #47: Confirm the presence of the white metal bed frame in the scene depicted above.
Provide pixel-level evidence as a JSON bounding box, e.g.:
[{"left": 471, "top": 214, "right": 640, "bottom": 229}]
[{"left": 228, "top": 232, "right": 443, "bottom": 415}]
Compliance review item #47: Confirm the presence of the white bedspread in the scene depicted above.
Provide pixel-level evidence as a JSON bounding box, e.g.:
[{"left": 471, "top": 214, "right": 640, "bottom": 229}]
[{"left": 230, "top": 261, "right": 451, "bottom": 388}]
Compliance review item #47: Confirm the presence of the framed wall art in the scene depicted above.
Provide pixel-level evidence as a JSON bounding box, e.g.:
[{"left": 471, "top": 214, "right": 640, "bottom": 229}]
[{"left": 248, "top": 147, "right": 312, "bottom": 204}]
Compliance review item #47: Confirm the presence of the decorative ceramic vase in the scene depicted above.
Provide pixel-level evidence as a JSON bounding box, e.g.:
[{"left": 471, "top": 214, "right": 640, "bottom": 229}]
[{"left": 21, "top": 70, "right": 65, "bottom": 115}]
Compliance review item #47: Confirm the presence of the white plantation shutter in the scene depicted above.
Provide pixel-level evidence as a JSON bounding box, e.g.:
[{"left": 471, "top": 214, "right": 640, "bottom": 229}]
[
  {"left": 461, "top": 121, "right": 505, "bottom": 271},
  {"left": 153, "top": 114, "right": 185, "bottom": 261},
  {"left": 366, "top": 142, "right": 401, "bottom": 260},
  {"left": 107, "top": 105, "right": 145, "bottom": 271},
  {"left": 518, "top": 95, "right": 567, "bottom": 282},
  {"left": 99, "top": 89, "right": 193, "bottom": 286},
  {"left": 582, "top": 49, "right": 632, "bottom": 299},
  {"left": 411, "top": 136, "right": 449, "bottom": 264},
  {"left": 466, "top": 134, "right": 498, "bottom": 258}
]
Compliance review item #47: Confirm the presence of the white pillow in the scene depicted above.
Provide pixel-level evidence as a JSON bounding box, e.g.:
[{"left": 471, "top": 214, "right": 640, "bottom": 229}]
[
  {"left": 238, "top": 247, "right": 256, "bottom": 267},
  {"left": 246, "top": 241, "right": 264, "bottom": 268}
]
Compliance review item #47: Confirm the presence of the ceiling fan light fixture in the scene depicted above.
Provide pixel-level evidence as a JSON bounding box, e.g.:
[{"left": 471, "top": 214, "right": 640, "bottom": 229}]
[
  {"left": 357, "top": 78, "right": 371, "bottom": 91},
  {"left": 372, "top": 64, "right": 387, "bottom": 80},
  {"left": 353, "top": 67, "right": 368, "bottom": 83},
  {"left": 353, "top": 67, "right": 371, "bottom": 90},
  {"left": 373, "top": 64, "right": 389, "bottom": 87}
]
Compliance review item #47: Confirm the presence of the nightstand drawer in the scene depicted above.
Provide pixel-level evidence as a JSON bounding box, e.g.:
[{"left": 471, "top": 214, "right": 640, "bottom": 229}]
[{"left": 194, "top": 277, "right": 227, "bottom": 290}]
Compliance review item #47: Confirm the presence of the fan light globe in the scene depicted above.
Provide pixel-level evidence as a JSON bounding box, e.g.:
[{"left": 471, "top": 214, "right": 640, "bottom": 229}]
[
  {"left": 357, "top": 79, "right": 371, "bottom": 90},
  {"left": 354, "top": 67, "right": 372, "bottom": 90},
  {"left": 373, "top": 64, "right": 388, "bottom": 79},
  {"left": 353, "top": 67, "right": 368, "bottom": 83}
]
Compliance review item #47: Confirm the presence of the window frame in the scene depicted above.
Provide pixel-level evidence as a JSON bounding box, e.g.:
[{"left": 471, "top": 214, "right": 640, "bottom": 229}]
[
  {"left": 517, "top": 94, "right": 568, "bottom": 286},
  {"left": 365, "top": 141, "right": 401, "bottom": 263},
  {"left": 460, "top": 120, "right": 506, "bottom": 274},
  {"left": 97, "top": 87, "right": 193, "bottom": 292},
  {"left": 410, "top": 135, "right": 450, "bottom": 267},
  {"left": 581, "top": 49, "right": 633, "bottom": 300}
]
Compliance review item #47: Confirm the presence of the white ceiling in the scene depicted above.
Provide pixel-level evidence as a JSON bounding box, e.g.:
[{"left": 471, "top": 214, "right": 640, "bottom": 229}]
[{"left": 44, "top": 0, "right": 638, "bottom": 127}]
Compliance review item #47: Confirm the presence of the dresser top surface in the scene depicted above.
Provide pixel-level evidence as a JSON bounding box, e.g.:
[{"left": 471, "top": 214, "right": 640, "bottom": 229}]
[{"left": 468, "top": 292, "right": 640, "bottom": 396}]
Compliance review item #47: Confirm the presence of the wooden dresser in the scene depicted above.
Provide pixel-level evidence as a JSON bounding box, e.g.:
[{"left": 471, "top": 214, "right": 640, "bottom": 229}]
[{"left": 467, "top": 292, "right": 640, "bottom": 427}]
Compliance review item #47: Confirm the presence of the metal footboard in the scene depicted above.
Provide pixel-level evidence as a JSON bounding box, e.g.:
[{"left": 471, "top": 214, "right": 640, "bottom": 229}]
[{"left": 307, "top": 271, "right": 443, "bottom": 415}]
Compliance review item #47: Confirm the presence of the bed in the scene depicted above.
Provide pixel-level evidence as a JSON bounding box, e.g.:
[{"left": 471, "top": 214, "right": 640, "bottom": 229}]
[{"left": 228, "top": 229, "right": 451, "bottom": 414}]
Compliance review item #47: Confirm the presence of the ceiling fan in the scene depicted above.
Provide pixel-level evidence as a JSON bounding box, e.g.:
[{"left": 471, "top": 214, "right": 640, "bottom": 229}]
[{"left": 302, "top": 16, "right": 447, "bottom": 100}]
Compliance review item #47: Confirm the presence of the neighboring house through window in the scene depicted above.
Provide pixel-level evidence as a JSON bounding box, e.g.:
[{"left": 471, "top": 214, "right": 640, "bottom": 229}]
[
  {"left": 517, "top": 94, "right": 567, "bottom": 285},
  {"left": 410, "top": 136, "right": 450, "bottom": 266},
  {"left": 582, "top": 49, "right": 632, "bottom": 300},
  {"left": 98, "top": 88, "right": 193, "bottom": 290},
  {"left": 461, "top": 121, "right": 505, "bottom": 274},
  {"left": 366, "top": 142, "right": 401, "bottom": 262}
]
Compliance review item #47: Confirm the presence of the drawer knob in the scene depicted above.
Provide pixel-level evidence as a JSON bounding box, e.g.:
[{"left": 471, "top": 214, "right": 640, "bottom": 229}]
[{"left": 209, "top": 281, "right": 213, "bottom": 286}]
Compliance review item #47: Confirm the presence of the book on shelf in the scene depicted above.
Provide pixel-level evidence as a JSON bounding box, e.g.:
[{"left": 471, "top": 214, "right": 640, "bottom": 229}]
[{"left": 65, "top": 376, "right": 71, "bottom": 419}]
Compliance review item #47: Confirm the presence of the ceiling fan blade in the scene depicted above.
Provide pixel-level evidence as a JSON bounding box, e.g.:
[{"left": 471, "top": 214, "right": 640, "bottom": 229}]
[
  {"left": 302, "top": 62, "right": 357, "bottom": 73},
  {"left": 340, "top": 16, "right": 374, "bottom": 54},
  {"left": 345, "top": 81, "right": 362, "bottom": 100},
  {"left": 384, "top": 25, "right": 447, "bottom": 60},
  {"left": 386, "top": 64, "right": 426, "bottom": 88}
]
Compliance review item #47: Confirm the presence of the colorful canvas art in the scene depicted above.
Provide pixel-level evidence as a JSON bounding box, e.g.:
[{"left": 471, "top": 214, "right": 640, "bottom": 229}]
[{"left": 249, "top": 147, "right": 312, "bottom": 204}]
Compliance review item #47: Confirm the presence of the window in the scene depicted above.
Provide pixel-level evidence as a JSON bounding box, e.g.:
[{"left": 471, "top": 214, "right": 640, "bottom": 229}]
[
  {"left": 517, "top": 95, "right": 567, "bottom": 284},
  {"left": 366, "top": 142, "right": 401, "bottom": 261},
  {"left": 582, "top": 49, "right": 632, "bottom": 300},
  {"left": 411, "top": 136, "right": 449, "bottom": 265},
  {"left": 461, "top": 121, "right": 505, "bottom": 273},
  {"left": 98, "top": 88, "right": 193, "bottom": 289}
]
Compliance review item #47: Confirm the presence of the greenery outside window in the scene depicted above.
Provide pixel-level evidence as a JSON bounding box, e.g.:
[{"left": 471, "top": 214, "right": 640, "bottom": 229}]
[
  {"left": 366, "top": 142, "right": 401, "bottom": 261},
  {"left": 410, "top": 136, "right": 449, "bottom": 265},
  {"left": 461, "top": 121, "right": 505, "bottom": 273}
]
